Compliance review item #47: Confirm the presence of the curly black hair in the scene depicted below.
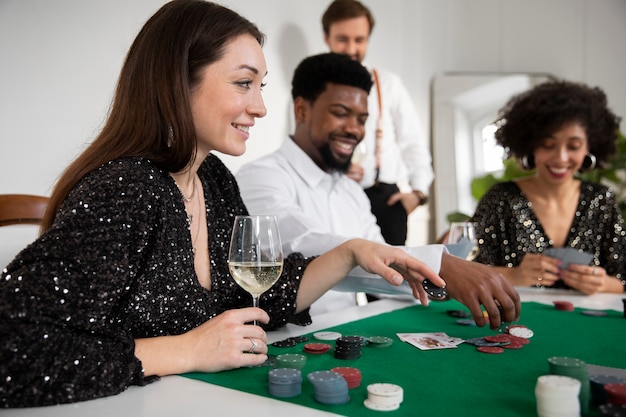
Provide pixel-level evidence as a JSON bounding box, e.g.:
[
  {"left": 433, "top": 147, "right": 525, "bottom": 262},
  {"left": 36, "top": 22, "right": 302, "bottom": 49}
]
[
  {"left": 291, "top": 52, "right": 373, "bottom": 103},
  {"left": 494, "top": 80, "right": 622, "bottom": 167}
]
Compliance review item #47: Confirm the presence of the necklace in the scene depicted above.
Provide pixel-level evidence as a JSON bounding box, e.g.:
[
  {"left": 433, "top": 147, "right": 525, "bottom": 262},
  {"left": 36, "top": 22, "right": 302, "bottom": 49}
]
[
  {"left": 177, "top": 175, "right": 197, "bottom": 203},
  {"left": 188, "top": 190, "right": 201, "bottom": 254}
]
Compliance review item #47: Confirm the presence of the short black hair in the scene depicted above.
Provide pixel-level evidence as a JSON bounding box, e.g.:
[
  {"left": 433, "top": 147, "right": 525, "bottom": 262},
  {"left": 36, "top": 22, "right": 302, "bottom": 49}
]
[
  {"left": 495, "top": 80, "right": 621, "bottom": 165},
  {"left": 291, "top": 52, "right": 373, "bottom": 103}
]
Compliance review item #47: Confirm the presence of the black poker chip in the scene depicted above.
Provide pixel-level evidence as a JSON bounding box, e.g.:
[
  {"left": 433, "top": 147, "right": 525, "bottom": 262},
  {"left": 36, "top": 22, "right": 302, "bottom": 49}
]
[
  {"left": 422, "top": 279, "right": 447, "bottom": 299},
  {"left": 272, "top": 336, "right": 310, "bottom": 348},
  {"left": 447, "top": 309, "right": 470, "bottom": 318},
  {"left": 334, "top": 336, "right": 366, "bottom": 360},
  {"left": 272, "top": 338, "right": 298, "bottom": 348}
]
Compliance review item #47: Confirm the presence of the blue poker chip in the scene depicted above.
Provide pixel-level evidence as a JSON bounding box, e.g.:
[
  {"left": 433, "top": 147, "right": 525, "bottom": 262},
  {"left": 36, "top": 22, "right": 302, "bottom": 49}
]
[
  {"left": 307, "top": 371, "right": 350, "bottom": 405},
  {"left": 268, "top": 368, "right": 302, "bottom": 398},
  {"left": 581, "top": 309, "right": 608, "bottom": 317}
]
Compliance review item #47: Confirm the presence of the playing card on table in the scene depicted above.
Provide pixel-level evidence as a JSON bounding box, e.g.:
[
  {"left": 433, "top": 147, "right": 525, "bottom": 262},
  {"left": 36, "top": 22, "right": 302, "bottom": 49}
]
[
  {"left": 397, "top": 332, "right": 464, "bottom": 350},
  {"left": 543, "top": 247, "right": 593, "bottom": 269}
]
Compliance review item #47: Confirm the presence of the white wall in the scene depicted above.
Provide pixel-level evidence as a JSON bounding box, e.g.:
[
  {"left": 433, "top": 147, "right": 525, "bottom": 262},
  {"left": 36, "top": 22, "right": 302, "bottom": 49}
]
[{"left": 1, "top": 0, "right": 625, "bottom": 244}]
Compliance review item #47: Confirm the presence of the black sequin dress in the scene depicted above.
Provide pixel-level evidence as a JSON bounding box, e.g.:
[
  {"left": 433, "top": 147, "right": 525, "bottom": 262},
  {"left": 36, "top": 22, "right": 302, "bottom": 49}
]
[
  {"left": 471, "top": 181, "right": 626, "bottom": 290},
  {"left": 0, "top": 156, "right": 312, "bottom": 407}
]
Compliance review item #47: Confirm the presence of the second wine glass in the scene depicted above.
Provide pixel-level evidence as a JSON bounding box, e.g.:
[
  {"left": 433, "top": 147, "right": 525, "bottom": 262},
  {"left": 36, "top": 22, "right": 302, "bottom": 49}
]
[
  {"left": 228, "top": 215, "right": 284, "bottom": 325},
  {"left": 444, "top": 222, "right": 479, "bottom": 261}
]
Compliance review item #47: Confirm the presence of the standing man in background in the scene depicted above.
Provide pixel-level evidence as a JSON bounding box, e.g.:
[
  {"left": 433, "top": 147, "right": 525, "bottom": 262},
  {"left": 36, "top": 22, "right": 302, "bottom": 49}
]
[{"left": 322, "top": 0, "right": 434, "bottom": 245}]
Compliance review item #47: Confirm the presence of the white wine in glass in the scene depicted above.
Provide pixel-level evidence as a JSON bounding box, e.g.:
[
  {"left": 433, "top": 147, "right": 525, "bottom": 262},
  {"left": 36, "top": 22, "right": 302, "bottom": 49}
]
[
  {"left": 444, "top": 222, "right": 479, "bottom": 261},
  {"left": 228, "top": 215, "right": 284, "bottom": 325}
]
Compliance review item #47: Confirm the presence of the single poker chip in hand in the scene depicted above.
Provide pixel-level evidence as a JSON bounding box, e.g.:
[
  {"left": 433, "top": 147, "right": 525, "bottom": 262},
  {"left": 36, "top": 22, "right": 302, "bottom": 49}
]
[{"left": 422, "top": 279, "right": 447, "bottom": 299}]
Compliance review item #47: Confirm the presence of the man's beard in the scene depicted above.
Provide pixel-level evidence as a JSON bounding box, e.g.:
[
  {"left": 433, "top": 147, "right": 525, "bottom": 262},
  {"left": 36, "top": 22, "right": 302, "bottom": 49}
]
[{"left": 320, "top": 143, "right": 351, "bottom": 173}]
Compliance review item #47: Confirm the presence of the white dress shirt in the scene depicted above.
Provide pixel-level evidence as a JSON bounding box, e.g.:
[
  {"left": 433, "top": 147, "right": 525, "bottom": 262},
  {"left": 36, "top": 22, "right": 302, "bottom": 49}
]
[
  {"left": 236, "top": 137, "right": 444, "bottom": 315},
  {"left": 360, "top": 66, "right": 434, "bottom": 193}
]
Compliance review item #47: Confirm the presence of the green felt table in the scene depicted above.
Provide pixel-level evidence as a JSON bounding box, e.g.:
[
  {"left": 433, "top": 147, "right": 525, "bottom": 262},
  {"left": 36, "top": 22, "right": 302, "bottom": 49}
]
[{"left": 184, "top": 300, "right": 625, "bottom": 417}]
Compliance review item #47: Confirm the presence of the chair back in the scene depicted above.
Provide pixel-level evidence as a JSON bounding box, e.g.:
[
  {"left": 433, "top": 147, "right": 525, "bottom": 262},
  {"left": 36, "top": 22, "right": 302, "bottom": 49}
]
[{"left": 0, "top": 194, "right": 49, "bottom": 227}]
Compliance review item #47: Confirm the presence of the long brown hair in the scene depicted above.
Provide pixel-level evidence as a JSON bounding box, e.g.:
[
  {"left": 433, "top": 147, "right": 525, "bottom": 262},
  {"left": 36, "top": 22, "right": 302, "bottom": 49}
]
[{"left": 41, "top": 0, "right": 265, "bottom": 231}]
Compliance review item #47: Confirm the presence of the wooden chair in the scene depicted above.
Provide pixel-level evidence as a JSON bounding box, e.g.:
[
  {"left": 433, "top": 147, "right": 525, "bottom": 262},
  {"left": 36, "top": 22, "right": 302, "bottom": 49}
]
[{"left": 0, "top": 194, "right": 49, "bottom": 227}]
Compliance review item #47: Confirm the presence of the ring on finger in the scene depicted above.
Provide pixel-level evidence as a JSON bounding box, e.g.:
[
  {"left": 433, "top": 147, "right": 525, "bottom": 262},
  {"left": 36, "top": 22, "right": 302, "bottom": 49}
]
[
  {"left": 247, "top": 337, "right": 258, "bottom": 354},
  {"left": 536, "top": 276, "right": 543, "bottom": 282},
  {"left": 592, "top": 267, "right": 597, "bottom": 276}
]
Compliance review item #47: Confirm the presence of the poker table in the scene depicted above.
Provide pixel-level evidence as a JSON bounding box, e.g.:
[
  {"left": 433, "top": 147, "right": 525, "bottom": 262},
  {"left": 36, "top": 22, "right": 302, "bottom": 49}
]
[{"left": 183, "top": 294, "right": 626, "bottom": 417}]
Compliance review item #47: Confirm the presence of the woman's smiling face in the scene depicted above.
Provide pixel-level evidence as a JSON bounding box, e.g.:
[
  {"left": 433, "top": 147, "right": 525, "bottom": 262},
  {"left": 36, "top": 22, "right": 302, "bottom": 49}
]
[
  {"left": 533, "top": 121, "right": 588, "bottom": 184},
  {"left": 189, "top": 34, "right": 267, "bottom": 157}
]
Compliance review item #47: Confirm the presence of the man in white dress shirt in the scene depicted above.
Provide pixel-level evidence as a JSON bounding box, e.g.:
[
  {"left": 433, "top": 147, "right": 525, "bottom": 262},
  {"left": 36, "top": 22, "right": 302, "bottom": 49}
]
[
  {"left": 236, "top": 52, "right": 520, "bottom": 328},
  {"left": 321, "top": 0, "right": 434, "bottom": 246}
]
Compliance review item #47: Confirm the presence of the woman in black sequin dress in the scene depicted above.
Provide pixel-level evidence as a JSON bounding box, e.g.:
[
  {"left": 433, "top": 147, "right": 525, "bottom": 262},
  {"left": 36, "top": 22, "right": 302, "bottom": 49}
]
[
  {"left": 471, "top": 80, "right": 625, "bottom": 294},
  {"left": 0, "top": 0, "right": 448, "bottom": 408}
]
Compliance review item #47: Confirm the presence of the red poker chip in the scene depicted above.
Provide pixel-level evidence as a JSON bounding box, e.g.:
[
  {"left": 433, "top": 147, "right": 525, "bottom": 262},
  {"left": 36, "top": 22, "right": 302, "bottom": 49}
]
[
  {"left": 303, "top": 343, "right": 332, "bottom": 354},
  {"left": 553, "top": 300, "right": 575, "bottom": 311},
  {"left": 331, "top": 367, "right": 362, "bottom": 389},
  {"left": 483, "top": 334, "right": 512, "bottom": 343},
  {"left": 502, "top": 341, "right": 524, "bottom": 349},
  {"left": 605, "top": 383, "right": 626, "bottom": 399},
  {"left": 477, "top": 346, "right": 504, "bottom": 354},
  {"left": 507, "top": 334, "right": 530, "bottom": 345}
]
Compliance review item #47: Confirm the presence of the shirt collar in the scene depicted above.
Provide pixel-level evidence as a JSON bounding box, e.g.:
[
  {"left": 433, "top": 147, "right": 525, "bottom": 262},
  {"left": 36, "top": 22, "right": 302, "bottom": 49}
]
[{"left": 281, "top": 136, "right": 341, "bottom": 188}]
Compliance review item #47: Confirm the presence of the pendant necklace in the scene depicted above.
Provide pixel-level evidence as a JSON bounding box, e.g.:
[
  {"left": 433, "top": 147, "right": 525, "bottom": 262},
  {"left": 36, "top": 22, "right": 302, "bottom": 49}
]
[{"left": 175, "top": 175, "right": 200, "bottom": 254}]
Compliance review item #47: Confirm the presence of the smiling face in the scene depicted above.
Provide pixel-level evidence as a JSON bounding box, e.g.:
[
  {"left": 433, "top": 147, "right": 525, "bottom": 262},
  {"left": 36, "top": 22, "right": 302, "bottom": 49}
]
[
  {"left": 190, "top": 34, "right": 267, "bottom": 157},
  {"left": 533, "top": 121, "right": 588, "bottom": 185},
  {"left": 324, "top": 16, "right": 370, "bottom": 63},
  {"left": 294, "top": 82, "right": 369, "bottom": 172}
]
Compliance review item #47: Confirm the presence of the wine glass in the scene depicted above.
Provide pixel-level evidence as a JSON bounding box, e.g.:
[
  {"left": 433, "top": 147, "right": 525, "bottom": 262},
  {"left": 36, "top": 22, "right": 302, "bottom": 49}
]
[
  {"left": 444, "top": 222, "right": 479, "bottom": 261},
  {"left": 228, "top": 215, "right": 284, "bottom": 325},
  {"left": 351, "top": 142, "right": 367, "bottom": 164}
]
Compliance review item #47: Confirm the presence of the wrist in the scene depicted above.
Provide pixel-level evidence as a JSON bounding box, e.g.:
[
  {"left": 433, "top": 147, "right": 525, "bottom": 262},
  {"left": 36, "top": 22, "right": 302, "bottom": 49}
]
[{"left": 412, "top": 190, "right": 429, "bottom": 205}]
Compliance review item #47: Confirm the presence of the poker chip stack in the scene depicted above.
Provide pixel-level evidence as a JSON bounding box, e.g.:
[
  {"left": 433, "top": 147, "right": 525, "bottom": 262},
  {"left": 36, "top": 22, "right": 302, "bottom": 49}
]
[
  {"left": 590, "top": 375, "right": 626, "bottom": 406},
  {"left": 366, "top": 336, "right": 393, "bottom": 348},
  {"left": 275, "top": 353, "right": 307, "bottom": 370},
  {"left": 534, "top": 374, "right": 581, "bottom": 417},
  {"left": 604, "top": 383, "right": 626, "bottom": 405},
  {"left": 334, "top": 335, "right": 367, "bottom": 360},
  {"left": 364, "top": 383, "right": 404, "bottom": 412},
  {"left": 307, "top": 370, "right": 350, "bottom": 405},
  {"left": 547, "top": 356, "right": 590, "bottom": 415},
  {"left": 268, "top": 368, "right": 302, "bottom": 398},
  {"left": 331, "top": 367, "right": 362, "bottom": 389}
]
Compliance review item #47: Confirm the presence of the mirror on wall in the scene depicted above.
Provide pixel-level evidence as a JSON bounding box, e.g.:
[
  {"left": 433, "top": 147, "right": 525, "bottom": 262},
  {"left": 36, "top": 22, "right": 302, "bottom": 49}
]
[{"left": 430, "top": 72, "right": 553, "bottom": 238}]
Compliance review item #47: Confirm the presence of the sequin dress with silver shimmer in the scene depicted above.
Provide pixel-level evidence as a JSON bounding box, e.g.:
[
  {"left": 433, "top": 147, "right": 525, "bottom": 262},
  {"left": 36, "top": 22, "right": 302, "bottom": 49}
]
[
  {"left": 471, "top": 181, "right": 626, "bottom": 290},
  {"left": 0, "top": 156, "right": 313, "bottom": 407}
]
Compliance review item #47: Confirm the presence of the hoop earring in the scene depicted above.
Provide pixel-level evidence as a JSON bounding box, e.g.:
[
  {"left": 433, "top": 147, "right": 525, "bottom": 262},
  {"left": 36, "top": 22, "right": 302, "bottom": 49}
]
[
  {"left": 521, "top": 155, "right": 535, "bottom": 170},
  {"left": 580, "top": 153, "right": 597, "bottom": 172}
]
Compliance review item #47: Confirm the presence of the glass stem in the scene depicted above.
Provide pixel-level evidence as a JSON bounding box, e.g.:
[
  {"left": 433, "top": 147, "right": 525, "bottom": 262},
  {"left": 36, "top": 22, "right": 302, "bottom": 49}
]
[{"left": 252, "top": 295, "right": 259, "bottom": 326}]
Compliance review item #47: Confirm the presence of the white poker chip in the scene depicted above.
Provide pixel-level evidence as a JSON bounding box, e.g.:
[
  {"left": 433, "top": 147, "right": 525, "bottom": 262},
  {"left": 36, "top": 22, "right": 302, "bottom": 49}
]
[
  {"left": 313, "top": 331, "right": 342, "bottom": 341},
  {"left": 367, "top": 383, "right": 404, "bottom": 397},
  {"left": 364, "top": 399, "right": 400, "bottom": 411},
  {"left": 508, "top": 326, "right": 534, "bottom": 339}
]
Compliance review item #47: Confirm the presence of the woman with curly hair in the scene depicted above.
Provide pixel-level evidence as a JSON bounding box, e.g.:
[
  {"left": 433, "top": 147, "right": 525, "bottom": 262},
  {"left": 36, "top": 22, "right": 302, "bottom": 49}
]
[{"left": 471, "top": 80, "right": 625, "bottom": 294}]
